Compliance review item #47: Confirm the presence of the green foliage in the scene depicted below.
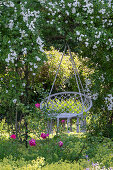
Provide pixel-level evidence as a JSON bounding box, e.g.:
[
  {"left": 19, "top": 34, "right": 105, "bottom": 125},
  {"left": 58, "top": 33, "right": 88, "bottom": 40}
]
[
  {"left": 42, "top": 161, "right": 82, "bottom": 170},
  {"left": 36, "top": 47, "right": 86, "bottom": 93},
  {"left": 0, "top": 131, "right": 113, "bottom": 169}
]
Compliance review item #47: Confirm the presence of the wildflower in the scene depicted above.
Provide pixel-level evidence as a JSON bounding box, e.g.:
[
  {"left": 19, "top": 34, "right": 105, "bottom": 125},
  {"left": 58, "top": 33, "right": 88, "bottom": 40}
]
[
  {"left": 35, "top": 103, "right": 40, "bottom": 108},
  {"left": 85, "top": 155, "right": 88, "bottom": 159},
  {"left": 10, "top": 134, "right": 16, "bottom": 139},
  {"left": 29, "top": 139, "right": 36, "bottom": 146},
  {"left": 58, "top": 141, "right": 63, "bottom": 147}
]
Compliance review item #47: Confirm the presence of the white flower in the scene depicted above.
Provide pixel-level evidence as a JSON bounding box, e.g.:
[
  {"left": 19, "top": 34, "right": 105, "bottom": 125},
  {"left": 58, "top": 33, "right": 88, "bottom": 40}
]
[
  {"left": 1, "top": 78, "right": 3, "bottom": 81},
  {"left": 33, "top": 73, "right": 36, "bottom": 76},
  {"left": 85, "top": 42, "right": 89, "bottom": 47},
  {"left": 30, "top": 68, "right": 33, "bottom": 71},
  {"left": 22, "top": 61, "right": 25, "bottom": 64},
  {"left": 34, "top": 63, "right": 38, "bottom": 69},
  {"left": 78, "top": 37, "right": 82, "bottom": 41},
  {"left": 93, "top": 45, "right": 97, "bottom": 49},
  {"left": 72, "top": 8, "right": 76, "bottom": 14},
  {"left": 82, "top": 21, "right": 86, "bottom": 24},
  {"left": 36, "top": 56, "right": 41, "bottom": 61},
  {"left": 29, "top": 62, "right": 33, "bottom": 65},
  {"left": 96, "top": 41, "right": 100, "bottom": 44},
  {"left": 36, "top": 36, "right": 43, "bottom": 45},
  {"left": 12, "top": 84, "right": 14, "bottom": 87},
  {"left": 76, "top": 31, "right": 80, "bottom": 35},
  {"left": 106, "top": 55, "right": 110, "bottom": 61},
  {"left": 99, "top": 9, "right": 106, "bottom": 14},
  {"left": 9, "top": 20, "right": 14, "bottom": 30},
  {"left": 6, "top": 90, "right": 8, "bottom": 93},
  {"left": 21, "top": 92, "right": 23, "bottom": 95},
  {"left": 22, "top": 48, "right": 27, "bottom": 55},
  {"left": 68, "top": 3, "right": 71, "bottom": 7},
  {"left": 22, "top": 83, "right": 26, "bottom": 87},
  {"left": 10, "top": 1, "right": 15, "bottom": 7},
  {"left": 65, "top": 10, "right": 69, "bottom": 16},
  {"left": 5, "top": 58, "right": 10, "bottom": 63},
  {"left": 13, "top": 99, "right": 17, "bottom": 103}
]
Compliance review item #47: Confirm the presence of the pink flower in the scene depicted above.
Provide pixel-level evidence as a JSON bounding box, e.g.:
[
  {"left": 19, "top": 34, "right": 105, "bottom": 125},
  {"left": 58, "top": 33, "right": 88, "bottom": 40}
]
[
  {"left": 29, "top": 139, "right": 36, "bottom": 146},
  {"left": 41, "top": 133, "right": 49, "bottom": 139},
  {"left": 61, "top": 120, "right": 65, "bottom": 123},
  {"left": 46, "top": 133, "right": 49, "bottom": 137},
  {"left": 35, "top": 103, "right": 40, "bottom": 108},
  {"left": 58, "top": 141, "right": 63, "bottom": 147},
  {"left": 10, "top": 134, "right": 16, "bottom": 139}
]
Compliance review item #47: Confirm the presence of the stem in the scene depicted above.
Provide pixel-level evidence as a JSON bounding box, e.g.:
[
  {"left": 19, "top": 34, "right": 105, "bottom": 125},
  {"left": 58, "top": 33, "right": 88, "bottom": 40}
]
[
  {"left": 25, "top": 120, "right": 28, "bottom": 148},
  {"left": 24, "top": 59, "right": 29, "bottom": 148},
  {"left": 15, "top": 105, "right": 18, "bottom": 138}
]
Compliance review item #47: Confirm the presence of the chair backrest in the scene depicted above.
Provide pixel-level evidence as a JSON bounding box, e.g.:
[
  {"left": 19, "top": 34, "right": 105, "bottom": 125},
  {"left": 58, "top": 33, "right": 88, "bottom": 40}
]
[{"left": 40, "top": 92, "right": 92, "bottom": 116}]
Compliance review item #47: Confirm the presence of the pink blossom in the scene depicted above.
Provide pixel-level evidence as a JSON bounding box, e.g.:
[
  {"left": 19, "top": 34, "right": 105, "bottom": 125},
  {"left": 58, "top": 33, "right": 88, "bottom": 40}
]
[
  {"left": 41, "top": 133, "right": 49, "bottom": 139},
  {"left": 29, "top": 139, "right": 36, "bottom": 146},
  {"left": 46, "top": 133, "right": 49, "bottom": 137},
  {"left": 10, "top": 134, "right": 16, "bottom": 139},
  {"left": 35, "top": 103, "right": 40, "bottom": 108},
  {"left": 58, "top": 141, "right": 63, "bottom": 147},
  {"left": 61, "top": 120, "right": 65, "bottom": 123}
]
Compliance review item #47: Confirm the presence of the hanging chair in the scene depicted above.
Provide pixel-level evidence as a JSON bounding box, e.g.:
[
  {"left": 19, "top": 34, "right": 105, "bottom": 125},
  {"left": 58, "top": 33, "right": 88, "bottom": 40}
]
[{"left": 40, "top": 44, "right": 92, "bottom": 133}]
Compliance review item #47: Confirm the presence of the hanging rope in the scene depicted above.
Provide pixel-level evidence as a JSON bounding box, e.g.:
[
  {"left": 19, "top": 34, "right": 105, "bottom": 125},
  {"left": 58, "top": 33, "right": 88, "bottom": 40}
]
[
  {"left": 47, "top": 45, "right": 67, "bottom": 103},
  {"left": 67, "top": 45, "right": 85, "bottom": 112},
  {"left": 68, "top": 45, "right": 85, "bottom": 94}
]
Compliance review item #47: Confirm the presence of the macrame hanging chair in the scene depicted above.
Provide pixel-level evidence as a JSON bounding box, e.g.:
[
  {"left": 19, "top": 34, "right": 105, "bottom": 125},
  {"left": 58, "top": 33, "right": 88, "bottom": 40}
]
[{"left": 40, "top": 44, "right": 92, "bottom": 133}]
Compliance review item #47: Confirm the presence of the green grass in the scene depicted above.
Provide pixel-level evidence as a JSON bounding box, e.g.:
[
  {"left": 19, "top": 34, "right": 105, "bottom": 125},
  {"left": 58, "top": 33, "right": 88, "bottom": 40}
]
[{"left": 0, "top": 131, "right": 113, "bottom": 170}]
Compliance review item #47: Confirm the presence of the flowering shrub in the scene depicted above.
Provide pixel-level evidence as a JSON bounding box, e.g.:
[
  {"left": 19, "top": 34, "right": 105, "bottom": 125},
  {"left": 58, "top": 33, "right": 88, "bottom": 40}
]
[
  {"left": 29, "top": 139, "right": 36, "bottom": 146},
  {"left": 10, "top": 134, "right": 16, "bottom": 139}
]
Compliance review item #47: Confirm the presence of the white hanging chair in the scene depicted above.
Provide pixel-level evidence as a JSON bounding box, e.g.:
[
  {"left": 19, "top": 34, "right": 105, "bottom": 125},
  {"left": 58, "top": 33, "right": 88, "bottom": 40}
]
[{"left": 40, "top": 44, "right": 92, "bottom": 133}]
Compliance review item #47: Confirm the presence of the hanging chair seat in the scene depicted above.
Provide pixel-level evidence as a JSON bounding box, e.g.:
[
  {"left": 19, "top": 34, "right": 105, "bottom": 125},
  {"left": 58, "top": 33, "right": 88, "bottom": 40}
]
[{"left": 40, "top": 91, "right": 92, "bottom": 118}]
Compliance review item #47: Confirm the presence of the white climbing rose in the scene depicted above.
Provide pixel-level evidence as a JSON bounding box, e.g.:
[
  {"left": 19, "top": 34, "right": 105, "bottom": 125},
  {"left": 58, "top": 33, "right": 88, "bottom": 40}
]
[{"left": 35, "top": 56, "right": 41, "bottom": 61}]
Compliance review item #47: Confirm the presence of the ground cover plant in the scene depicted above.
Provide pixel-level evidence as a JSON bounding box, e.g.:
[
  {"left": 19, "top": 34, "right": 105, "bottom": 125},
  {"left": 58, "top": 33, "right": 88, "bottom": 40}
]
[{"left": 0, "top": 123, "right": 113, "bottom": 170}]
